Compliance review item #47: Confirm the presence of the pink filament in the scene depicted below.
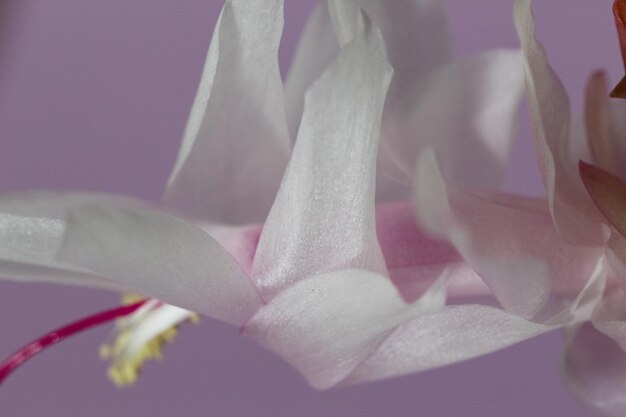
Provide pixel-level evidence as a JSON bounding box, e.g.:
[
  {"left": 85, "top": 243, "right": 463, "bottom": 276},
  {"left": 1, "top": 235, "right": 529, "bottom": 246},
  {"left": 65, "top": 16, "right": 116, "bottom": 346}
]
[{"left": 0, "top": 300, "right": 147, "bottom": 385}]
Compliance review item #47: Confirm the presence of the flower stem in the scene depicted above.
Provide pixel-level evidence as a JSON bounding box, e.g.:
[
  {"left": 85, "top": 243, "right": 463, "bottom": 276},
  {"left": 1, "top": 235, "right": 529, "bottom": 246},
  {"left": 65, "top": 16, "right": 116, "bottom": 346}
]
[{"left": 0, "top": 299, "right": 147, "bottom": 385}]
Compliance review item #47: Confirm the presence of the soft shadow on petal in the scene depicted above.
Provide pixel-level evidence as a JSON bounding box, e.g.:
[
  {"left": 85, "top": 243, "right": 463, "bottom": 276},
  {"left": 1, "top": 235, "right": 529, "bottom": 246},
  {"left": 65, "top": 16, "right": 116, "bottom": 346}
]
[
  {"left": 579, "top": 161, "right": 626, "bottom": 238},
  {"left": 380, "top": 49, "right": 525, "bottom": 192},
  {"left": 0, "top": 191, "right": 146, "bottom": 290},
  {"left": 347, "top": 258, "right": 605, "bottom": 385},
  {"left": 514, "top": 0, "right": 603, "bottom": 244},
  {"left": 283, "top": 1, "right": 339, "bottom": 140},
  {"left": 355, "top": 0, "right": 452, "bottom": 111},
  {"left": 58, "top": 204, "right": 262, "bottom": 325},
  {"left": 415, "top": 150, "right": 602, "bottom": 318},
  {"left": 243, "top": 268, "right": 445, "bottom": 389},
  {"left": 252, "top": 13, "right": 392, "bottom": 300},
  {"left": 347, "top": 304, "right": 549, "bottom": 384},
  {"left": 164, "top": 0, "right": 290, "bottom": 224},
  {"left": 562, "top": 323, "right": 626, "bottom": 417}
]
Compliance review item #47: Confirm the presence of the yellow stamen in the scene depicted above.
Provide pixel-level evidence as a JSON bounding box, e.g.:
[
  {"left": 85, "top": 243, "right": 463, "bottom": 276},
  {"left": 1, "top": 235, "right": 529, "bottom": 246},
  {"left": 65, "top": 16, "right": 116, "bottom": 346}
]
[{"left": 99, "top": 294, "right": 199, "bottom": 387}]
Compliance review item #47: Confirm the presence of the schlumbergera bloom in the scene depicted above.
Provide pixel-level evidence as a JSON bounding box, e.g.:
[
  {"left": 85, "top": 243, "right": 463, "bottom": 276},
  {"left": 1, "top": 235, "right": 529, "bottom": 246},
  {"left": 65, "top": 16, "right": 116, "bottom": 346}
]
[
  {"left": 0, "top": 0, "right": 598, "bottom": 392},
  {"left": 528, "top": 0, "right": 626, "bottom": 415},
  {"left": 412, "top": 0, "right": 626, "bottom": 415}
]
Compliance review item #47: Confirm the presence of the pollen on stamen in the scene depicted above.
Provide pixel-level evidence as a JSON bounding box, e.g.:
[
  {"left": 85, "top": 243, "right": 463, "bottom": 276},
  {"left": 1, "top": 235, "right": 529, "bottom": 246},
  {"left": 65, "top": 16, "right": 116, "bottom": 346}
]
[{"left": 99, "top": 295, "right": 199, "bottom": 387}]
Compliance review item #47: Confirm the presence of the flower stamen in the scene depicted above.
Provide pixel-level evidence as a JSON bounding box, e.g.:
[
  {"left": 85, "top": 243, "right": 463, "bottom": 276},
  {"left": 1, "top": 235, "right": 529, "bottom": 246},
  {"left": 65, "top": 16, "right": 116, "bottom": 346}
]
[{"left": 0, "top": 299, "right": 147, "bottom": 386}]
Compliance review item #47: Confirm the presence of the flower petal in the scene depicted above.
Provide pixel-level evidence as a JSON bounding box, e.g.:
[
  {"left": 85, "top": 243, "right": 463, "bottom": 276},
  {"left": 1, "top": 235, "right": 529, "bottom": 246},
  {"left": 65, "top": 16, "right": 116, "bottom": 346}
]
[
  {"left": 347, "top": 258, "right": 605, "bottom": 384},
  {"left": 585, "top": 71, "right": 618, "bottom": 174},
  {"left": 243, "top": 268, "right": 445, "bottom": 389},
  {"left": 0, "top": 192, "right": 143, "bottom": 290},
  {"left": 283, "top": 1, "right": 339, "bottom": 139},
  {"left": 380, "top": 49, "right": 525, "bottom": 191},
  {"left": 251, "top": 14, "right": 392, "bottom": 299},
  {"left": 415, "top": 150, "right": 602, "bottom": 318},
  {"left": 579, "top": 162, "right": 626, "bottom": 278},
  {"left": 375, "top": 202, "right": 463, "bottom": 302},
  {"left": 347, "top": 304, "right": 550, "bottom": 384},
  {"left": 163, "top": 0, "right": 290, "bottom": 224},
  {"left": 329, "top": 0, "right": 451, "bottom": 103},
  {"left": 514, "top": 0, "right": 603, "bottom": 243},
  {"left": 579, "top": 161, "right": 626, "bottom": 237},
  {"left": 326, "top": 0, "right": 453, "bottom": 200},
  {"left": 562, "top": 323, "right": 626, "bottom": 417},
  {"left": 58, "top": 204, "right": 262, "bottom": 325}
]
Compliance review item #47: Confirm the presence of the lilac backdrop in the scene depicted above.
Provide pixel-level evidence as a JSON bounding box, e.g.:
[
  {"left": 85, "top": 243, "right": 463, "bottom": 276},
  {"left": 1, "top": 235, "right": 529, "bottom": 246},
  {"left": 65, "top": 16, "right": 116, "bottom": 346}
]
[{"left": 0, "top": 1, "right": 620, "bottom": 416}]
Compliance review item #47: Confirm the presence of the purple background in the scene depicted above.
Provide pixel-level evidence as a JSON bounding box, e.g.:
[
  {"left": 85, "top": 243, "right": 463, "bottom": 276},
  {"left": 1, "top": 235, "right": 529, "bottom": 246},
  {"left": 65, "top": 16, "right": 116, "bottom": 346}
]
[{"left": 0, "top": 1, "right": 620, "bottom": 416}]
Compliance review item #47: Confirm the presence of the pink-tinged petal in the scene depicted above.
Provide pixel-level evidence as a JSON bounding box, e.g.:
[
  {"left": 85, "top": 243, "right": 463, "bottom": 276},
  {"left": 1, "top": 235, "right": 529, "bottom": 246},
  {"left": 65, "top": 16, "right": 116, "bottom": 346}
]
[
  {"left": 243, "top": 268, "right": 445, "bottom": 389},
  {"left": 283, "top": 1, "right": 339, "bottom": 140},
  {"left": 592, "top": 289, "right": 626, "bottom": 351},
  {"left": 375, "top": 202, "right": 463, "bottom": 301},
  {"left": 584, "top": 71, "right": 626, "bottom": 180},
  {"left": 58, "top": 204, "right": 262, "bottom": 325},
  {"left": 380, "top": 49, "right": 525, "bottom": 191},
  {"left": 606, "top": 98, "right": 626, "bottom": 179},
  {"left": 252, "top": 15, "right": 392, "bottom": 299},
  {"left": 580, "top": 161, "right": 626, "bottom": 237},
  {"left": 585, "top": 71, "right": 618, "bottom": 174},
  {"left": 514, "top": 0, "right": 603, "bottom": 244},
  {"left": 347, "top": 305, "right": 550, "bottom": 384},
  {"left": 580, "top": 162, "right": 626, "bottom": 289},
  {"left": 0, "top": 191, "right": 145, "bottom": 290},
  {"left": 607, "top": 233, "right": 626, "bottom": 285},
  {"left": 415, "top": 150, "right": 603, "bottom": 318},
  {"left": 164, "top": 0, "right": 290, "bottom": 224},
  {"left": 347, "top": 259, "right": 605, "bottom": 384},
  {"left": 562, "top": 323, "right": 626, "bottom": 417}
]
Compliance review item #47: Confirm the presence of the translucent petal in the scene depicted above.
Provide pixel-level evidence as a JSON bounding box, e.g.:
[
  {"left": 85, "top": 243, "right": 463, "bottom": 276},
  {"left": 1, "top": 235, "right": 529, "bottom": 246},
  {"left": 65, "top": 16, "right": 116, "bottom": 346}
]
[
  {"left": 252, "top": 15, "right": 392, "bottom": 299},
  {"left": 164, "top": 0, "right": 290, "bottom": 224},
  {"left": 514, "top": 0, "right": 603, "bottom": 243},
  {"left": 58, "top": 204, "right": 262, "bottom": 325},
  {"left": 243, "top": 268, "right": 445, "bottom": 389}
]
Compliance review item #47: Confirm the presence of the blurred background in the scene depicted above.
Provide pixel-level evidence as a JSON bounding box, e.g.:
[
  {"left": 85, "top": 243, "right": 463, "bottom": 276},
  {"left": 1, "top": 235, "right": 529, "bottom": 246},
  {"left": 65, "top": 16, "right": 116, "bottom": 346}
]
[{"left": 0, "top": 1, "right": 620, "bottom": 416}]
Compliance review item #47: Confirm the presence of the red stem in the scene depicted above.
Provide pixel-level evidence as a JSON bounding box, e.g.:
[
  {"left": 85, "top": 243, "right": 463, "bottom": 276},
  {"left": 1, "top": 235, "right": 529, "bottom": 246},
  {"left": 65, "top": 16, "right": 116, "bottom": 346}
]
[{"left": 0, "top": 300, "right": 147, "bottom": 385}]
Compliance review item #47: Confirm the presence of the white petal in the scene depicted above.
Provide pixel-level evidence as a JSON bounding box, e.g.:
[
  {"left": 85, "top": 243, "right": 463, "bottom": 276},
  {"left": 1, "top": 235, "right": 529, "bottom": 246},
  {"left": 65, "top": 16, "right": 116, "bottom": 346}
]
[
  {"left": 0, "top": 191, "right": 143, "bottom": 290},
  {"left": 348, "top": 258, "right": 605, "bottom": 384},
  {"left": 514, "top": 0, "right": 603, "bottom": 243},
  {"left": 562, "top": 323, "right": 626, "bottom": 417},
  {"left": 381, "top": 50, "right": 525, "bottom": 191},
  {"left": 164, "top": 0, "right": 290, "bottom": 224},
  {"left": 283, "top": 1, "right": 339, "bottom": 139},
  {"left": 347, "top": 304, "right": 551, "bottom": 384},
  {"left": 414, "top": 150, "right": 602, "bottom": 318},
  {"left": 251, "top": 15, "right": 392, "bottom": 299},
  {"left": 58, "top": 204, "right": 262, "bottom": 325},
  {"left": 330, "top": 0, "right": 451, "bottom": 105},
  {"left": 243, "top": 268, "right": 445, "bottom": 389}
]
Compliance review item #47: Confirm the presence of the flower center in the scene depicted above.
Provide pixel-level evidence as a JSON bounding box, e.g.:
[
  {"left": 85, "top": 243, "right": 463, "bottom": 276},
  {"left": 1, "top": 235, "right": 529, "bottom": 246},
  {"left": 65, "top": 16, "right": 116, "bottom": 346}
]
[{"left": 0, "top": 299, "right": 147, "bottom": 385}]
